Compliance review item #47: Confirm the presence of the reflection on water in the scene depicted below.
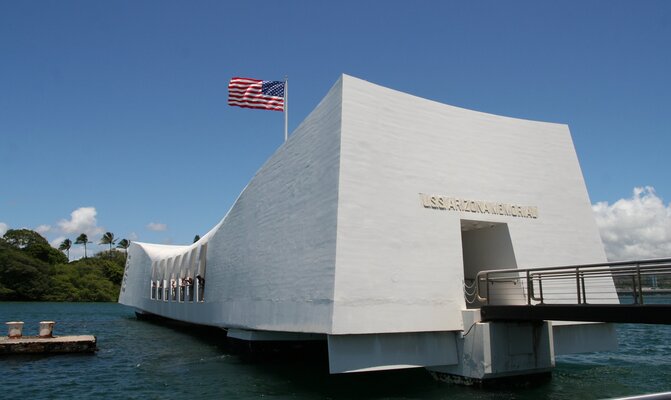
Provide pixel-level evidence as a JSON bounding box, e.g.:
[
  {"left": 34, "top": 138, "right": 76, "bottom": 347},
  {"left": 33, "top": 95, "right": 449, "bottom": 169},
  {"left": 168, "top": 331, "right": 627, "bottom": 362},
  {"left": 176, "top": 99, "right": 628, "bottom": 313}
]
[{"left": 1, "top": 301, "right": 670, "bottom": 399}]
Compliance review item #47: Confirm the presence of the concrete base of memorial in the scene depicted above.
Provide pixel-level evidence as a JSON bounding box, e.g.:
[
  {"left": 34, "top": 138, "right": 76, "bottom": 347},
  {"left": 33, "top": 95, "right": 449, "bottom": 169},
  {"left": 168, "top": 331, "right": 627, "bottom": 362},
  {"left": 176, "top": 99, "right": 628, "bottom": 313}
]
[{"left": 426, "top": 310, "right": 554, "bottom": 383}]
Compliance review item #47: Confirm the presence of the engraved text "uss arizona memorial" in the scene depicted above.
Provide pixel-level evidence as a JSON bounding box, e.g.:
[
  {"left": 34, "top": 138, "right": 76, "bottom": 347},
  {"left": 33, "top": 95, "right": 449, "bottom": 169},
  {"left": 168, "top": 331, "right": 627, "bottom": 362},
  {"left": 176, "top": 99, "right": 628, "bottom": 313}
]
[{"left": 419, "top": 193, "right": 538, "bottom": 219}]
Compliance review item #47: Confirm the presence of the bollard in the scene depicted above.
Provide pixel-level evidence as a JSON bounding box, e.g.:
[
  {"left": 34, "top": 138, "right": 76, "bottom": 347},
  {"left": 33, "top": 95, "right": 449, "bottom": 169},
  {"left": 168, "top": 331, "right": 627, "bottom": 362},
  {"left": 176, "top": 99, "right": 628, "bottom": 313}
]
[
  {"left": 39, "top": 321, "right": 56, "bottom": 338},
  {"left": 6, "top": 321, "right": 24, "bottom": 338}
]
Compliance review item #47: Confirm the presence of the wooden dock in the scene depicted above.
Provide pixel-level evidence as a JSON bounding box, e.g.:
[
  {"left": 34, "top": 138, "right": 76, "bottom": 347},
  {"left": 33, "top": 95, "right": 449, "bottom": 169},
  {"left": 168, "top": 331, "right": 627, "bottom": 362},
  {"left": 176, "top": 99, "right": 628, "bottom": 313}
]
[{"left": 0, "top": 335, "right": 97, "bottom": 355}]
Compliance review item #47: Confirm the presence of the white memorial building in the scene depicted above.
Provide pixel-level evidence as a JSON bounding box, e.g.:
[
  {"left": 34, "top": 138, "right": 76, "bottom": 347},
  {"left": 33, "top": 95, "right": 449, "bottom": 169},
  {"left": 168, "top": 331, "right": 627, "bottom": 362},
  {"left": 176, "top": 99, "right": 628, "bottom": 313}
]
[{"left": 119, "top": 75, "right": 617, "bottom": 382}]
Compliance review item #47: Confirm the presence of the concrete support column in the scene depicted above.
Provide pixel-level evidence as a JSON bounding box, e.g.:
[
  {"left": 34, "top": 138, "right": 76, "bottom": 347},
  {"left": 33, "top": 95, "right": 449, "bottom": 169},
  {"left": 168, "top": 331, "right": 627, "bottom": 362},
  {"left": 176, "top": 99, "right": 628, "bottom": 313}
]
[{"left": 427, "top": 311, "right": 555, "bottom": 384}]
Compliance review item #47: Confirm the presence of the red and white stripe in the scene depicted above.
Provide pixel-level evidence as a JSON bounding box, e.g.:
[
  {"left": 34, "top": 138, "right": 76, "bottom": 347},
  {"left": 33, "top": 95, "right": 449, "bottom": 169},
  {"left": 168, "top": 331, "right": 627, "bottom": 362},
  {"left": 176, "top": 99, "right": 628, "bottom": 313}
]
[{"left": 228, "top": 77, "right": 284, "bottom": 111}]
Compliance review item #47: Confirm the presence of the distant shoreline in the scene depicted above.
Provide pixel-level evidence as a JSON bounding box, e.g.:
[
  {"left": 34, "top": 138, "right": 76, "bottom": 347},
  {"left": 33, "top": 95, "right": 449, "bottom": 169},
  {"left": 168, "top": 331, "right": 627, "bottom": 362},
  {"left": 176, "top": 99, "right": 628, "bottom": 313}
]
[{"left": 616, "top": 288, "right": 671, "bottom": 295}]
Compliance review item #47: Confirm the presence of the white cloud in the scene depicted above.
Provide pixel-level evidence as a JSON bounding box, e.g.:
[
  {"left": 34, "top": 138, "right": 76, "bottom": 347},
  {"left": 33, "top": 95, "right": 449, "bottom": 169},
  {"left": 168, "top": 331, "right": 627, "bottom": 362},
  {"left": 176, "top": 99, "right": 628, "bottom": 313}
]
[
  {"left": 593, "top": 186, "right": 671, "bottom": 261},
  {"left": 50, "top": 236, "right": 66, "bottom": 248},
  {"left": 35, "top": 224, "right": 51, "bottom": 235},
  {"left": 128, "top": 232, "right": 139, "bottom": 241},
  {"left": 58, "top": 207, "right": 104, "bottom": 236},
  {"left": 146, "top": 222, "right": 167, "bottom": 232},
  {"left": 0, "top": 222, "right": 8, "bottom": 236}
]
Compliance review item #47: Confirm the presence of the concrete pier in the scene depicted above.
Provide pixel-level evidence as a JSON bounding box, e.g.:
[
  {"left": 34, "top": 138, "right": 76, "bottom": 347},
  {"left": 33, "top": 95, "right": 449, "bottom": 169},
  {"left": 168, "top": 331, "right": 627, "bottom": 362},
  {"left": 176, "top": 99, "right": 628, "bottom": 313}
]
[{"left": 0, "top": 335, "right": 97, "bottom": 355}]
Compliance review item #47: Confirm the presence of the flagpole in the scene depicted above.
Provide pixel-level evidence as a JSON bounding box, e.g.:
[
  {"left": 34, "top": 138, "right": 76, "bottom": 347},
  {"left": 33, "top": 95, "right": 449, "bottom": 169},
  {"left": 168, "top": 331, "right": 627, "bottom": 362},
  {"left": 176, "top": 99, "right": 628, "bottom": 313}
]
[{"left": 284, "top": 76, "right": 288, "bottom": 142}]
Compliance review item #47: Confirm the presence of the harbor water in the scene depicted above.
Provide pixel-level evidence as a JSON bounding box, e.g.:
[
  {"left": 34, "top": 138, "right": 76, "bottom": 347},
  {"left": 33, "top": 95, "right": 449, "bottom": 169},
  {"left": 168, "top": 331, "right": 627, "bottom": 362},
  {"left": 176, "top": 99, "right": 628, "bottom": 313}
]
[{"left": 1, "top": 300, "right": 670, "bottom": 399}]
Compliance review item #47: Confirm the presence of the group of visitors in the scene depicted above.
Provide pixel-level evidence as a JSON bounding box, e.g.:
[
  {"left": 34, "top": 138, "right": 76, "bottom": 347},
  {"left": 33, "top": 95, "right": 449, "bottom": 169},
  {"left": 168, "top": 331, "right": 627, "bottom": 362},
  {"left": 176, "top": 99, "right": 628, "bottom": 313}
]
[{"left": 150, "top": 275, "right": 204, "bottom": 302}]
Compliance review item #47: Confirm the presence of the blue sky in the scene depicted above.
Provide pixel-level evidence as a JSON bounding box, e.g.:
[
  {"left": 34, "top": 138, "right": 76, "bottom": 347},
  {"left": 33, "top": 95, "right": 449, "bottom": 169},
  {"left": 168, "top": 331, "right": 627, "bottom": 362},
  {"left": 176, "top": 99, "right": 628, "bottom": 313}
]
[{"left": 1, "top": 1, "right": 670, "bottom": 258}]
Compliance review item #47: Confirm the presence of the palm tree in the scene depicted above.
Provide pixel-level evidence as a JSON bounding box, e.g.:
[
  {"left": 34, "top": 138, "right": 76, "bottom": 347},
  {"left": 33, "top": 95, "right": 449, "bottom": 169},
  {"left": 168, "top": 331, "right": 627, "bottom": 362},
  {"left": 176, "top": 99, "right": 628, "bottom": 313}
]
[
  {"left": 117, "top": 238, "right": 130, "bottom": 251},
  {"left": 193, "top": 235, "right": 201, "bottom": 243},
  {"left": 58, "top": 238, "right": 72, "bottom": 261},
  {"left": 75, "top": 233, "right": 91, "bottom": 258},
  {"left": 99, "top": 232, "right": 116, "bottom": 255},
  {"left": 117, "top": 238, "right": 130, "bottom": 260}
]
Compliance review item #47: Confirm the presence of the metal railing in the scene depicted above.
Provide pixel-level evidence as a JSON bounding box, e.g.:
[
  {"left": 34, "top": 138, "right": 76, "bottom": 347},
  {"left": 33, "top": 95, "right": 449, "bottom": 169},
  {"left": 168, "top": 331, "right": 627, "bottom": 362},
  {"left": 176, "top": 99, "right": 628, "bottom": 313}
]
[{"left": 474, "top": 258, "right": 671, "bottom": 306}]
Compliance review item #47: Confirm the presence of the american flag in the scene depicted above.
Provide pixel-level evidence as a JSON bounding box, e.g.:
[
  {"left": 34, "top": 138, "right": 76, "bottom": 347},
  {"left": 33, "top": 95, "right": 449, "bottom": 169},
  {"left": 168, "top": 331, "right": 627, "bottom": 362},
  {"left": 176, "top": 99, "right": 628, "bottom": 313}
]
[{"left": 228, "top": 77, "right": 285, "bottom": 112}]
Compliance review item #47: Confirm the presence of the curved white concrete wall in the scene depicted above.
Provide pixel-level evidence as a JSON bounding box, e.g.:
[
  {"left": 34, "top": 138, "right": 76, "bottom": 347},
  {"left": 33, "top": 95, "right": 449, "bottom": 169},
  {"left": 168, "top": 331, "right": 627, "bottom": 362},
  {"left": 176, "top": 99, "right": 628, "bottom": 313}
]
[
  {"left": 120, "top": 78, "right": 343, "bottom": 332},
  {"left": 204, "top": 78, "right": 342, "bottom": 332}
]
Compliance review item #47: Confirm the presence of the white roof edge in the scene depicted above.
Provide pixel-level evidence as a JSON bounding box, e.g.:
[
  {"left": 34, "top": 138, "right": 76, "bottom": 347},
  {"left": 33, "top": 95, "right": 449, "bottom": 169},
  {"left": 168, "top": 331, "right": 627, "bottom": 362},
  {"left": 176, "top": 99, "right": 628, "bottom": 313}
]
[{"left": 340, "top": 73, "right": 569, "bottom": 127}]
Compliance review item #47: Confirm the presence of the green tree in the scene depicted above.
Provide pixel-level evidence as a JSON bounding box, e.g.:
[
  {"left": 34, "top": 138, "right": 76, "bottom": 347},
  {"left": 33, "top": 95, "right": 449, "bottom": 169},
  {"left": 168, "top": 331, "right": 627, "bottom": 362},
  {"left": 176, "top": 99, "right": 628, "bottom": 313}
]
[
  {"left": 46, "top": 259, "right": 120, "bottom": 302},
  {"left": 193, "top": 235, "right": 201, "bottom": 243},
  {"left": 0, "top": 240, "right": 53, "bottom": 300},
  {"left": 99, "top": 232, "right": 116, "bottom": 254},
  {"left": 101, "top": 258, "right": 124, "bottom": 285},
  {"left": 75, "top": 233, "right": 91, "bottom": 258},
  {"left": 3, "top": 229, "right": 66, "bottom": 265},
  {"left": 59, "top": 238, "right": 72, "bottom": 261},
  {"left": 4, "top": 228, "right": 48, "bottom": 249},
  {"left": 0, "top": 229, "right": 126, "bottom": 302},
  {"left": 45, "top": 251, "right": 126, "bottom": 301}
]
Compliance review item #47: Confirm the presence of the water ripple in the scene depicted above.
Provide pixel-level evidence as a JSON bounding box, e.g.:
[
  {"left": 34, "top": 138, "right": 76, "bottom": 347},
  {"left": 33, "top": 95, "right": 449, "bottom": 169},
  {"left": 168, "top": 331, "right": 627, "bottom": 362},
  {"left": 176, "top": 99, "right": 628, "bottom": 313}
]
[{"left": 1, "top": 302, "right": 670, "bottom": 399}]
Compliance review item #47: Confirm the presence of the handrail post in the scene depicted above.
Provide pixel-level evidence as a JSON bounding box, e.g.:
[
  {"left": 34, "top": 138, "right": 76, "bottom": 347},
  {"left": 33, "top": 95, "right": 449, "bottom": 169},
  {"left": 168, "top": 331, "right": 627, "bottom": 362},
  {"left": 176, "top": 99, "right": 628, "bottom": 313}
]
[
  {"left": 538, "top": 274, "right": 544, "bottom": 304},
  {"left": 631, "top": 275, "right": 638, "bottom": 304},
  {"left": 526, "top": 270, "right": 532, "bottom": 305},
  {"left": 486, "top": 272, "right": 490, "bottom": 305},
  {"left": 581, "top": 273, "right": 587, "bottom": 304},
  {"left": 576, "top": 267, "right": 582, "bottom": 304},
  {"left": 636, "top": 263, "right": 644, "bottom": 305}
]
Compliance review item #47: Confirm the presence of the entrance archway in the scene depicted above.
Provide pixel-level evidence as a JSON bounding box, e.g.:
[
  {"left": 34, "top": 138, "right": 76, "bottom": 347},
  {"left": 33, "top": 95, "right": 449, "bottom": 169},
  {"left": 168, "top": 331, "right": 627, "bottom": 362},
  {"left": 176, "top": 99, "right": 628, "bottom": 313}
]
[{"left": 461, "top": 220, "right": 523, "bottom": 308}]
